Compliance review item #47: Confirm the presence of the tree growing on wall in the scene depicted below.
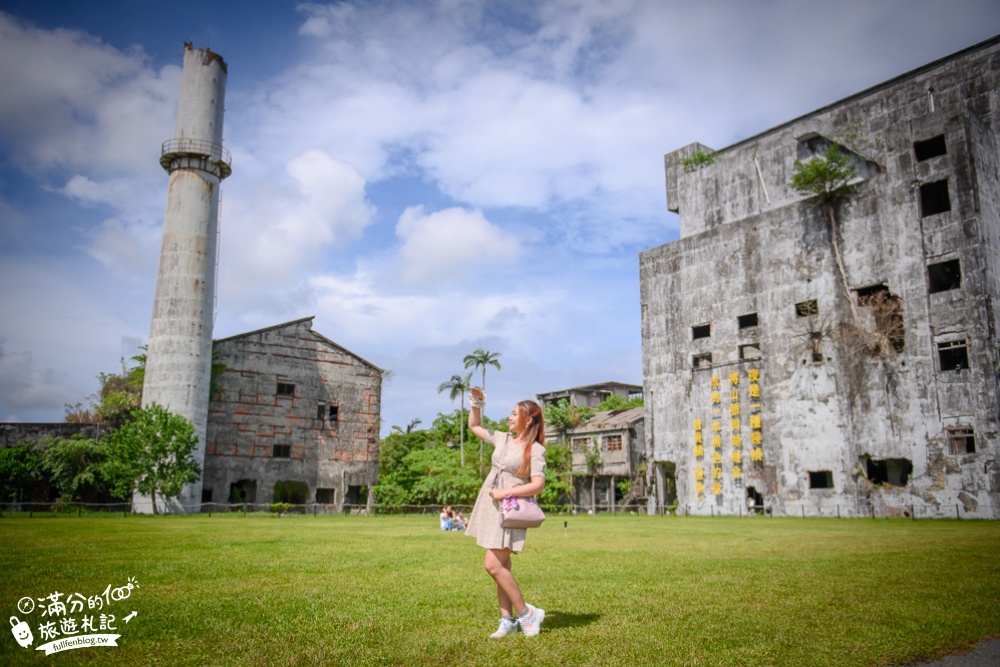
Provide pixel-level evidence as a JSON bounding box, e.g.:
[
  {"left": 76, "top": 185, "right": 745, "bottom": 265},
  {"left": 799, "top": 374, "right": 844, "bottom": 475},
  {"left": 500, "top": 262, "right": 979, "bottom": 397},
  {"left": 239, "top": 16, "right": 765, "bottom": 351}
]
[
  {"left": 544, "top": 399, "right": 595, "bottom": 444},
  {"left": 102, "top": 403, "right": 202, "bottom": 514}
]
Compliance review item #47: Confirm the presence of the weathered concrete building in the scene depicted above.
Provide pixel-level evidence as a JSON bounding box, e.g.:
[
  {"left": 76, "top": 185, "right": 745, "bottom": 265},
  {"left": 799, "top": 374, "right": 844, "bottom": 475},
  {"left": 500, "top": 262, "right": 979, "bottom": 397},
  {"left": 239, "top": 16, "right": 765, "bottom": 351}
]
[
  {"left": 537, "top": 382, "right": 643, "bottom": 411},
  {"left": 641, "top": 36, "right": 1000, "bottom": 518},
  {"left": 565, "top": 407, "right": 646, "bottom": 512},
  {"left": 203, "top": 317, "right": 382, "bottom": 510}
]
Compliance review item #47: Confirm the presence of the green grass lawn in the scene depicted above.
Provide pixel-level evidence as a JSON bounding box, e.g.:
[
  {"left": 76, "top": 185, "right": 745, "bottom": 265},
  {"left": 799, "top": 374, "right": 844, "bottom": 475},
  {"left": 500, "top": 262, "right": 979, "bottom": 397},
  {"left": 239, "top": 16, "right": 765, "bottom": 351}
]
[{"left": 1, "top": 513, "right": 998, "bottom": 667}]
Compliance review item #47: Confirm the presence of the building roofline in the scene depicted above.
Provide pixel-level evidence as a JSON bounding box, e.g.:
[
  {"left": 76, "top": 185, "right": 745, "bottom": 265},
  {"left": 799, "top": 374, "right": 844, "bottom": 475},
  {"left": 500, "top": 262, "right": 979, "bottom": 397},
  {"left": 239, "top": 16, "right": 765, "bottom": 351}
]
[
  {"left": 699, "top": 33, "right": 1000, "bottom": 158},
  {"left": 214, "top": 316, "right": 385, "bottom": 374}
]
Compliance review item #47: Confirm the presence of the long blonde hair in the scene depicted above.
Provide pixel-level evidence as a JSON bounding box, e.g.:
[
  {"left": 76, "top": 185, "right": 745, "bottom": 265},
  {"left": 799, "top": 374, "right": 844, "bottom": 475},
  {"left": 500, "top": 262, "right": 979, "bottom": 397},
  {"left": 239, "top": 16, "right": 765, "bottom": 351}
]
[{"left": 514, "top": 400, "right": 545, "bottom": 478}]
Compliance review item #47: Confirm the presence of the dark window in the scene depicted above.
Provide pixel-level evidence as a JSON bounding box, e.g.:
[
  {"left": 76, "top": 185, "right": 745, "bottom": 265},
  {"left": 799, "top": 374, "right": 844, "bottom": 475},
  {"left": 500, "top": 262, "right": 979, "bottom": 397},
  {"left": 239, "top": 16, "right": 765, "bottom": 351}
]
[
  {"left": 937, "top": 339, "right": 969, "bottom": 372},
  {"left": 740, "top": 344, "right": 761, "bottom": 360},
  {"left": 692, "top": 324, "right": 711, "bottom": 339},
  {"left": 914, "top": 135, "right": 947, "bottom": 162},
  {"left": 272, "top": 444, "right": 291, "bottom": 458},
  {"left": 317, "top": 401, "right": 326, "bottom": 420},
  {"left": 692, "top": 352, "right": 713, "bottom": 369},
  {"left": 919, "top": 180, "right": 951, "bottom": 217},
  {"left": 947, "top": 427, "right": 976, "bottom": 455},
  {"left": 856, "top": 285, "right": 904, "bottom": 352},
  {"left": 228, "top": 479, "right": 257, "bottom": 503},
  {"left": 277, "top": 382, "right": 295, "bottom": 397},
  {"left": 809, "top": 332, "right": 823, "bottom": 363},
  {"left": 329, "top": 404, "right": 339, "bottom": 422},
  {"left": 316, "top": 488, "right": 336, "bottom": 504},
  {"left": 808, "top": 471, "right": 834, "bottom": 489},
  {"left": 864, "top": 457, "right": 913, "bottom": 486},
  {"left": 928, "top": 259, "right": 961, "bottom": 293},
  {"left": 795, "top": 300, "right": 818, "bottom": 317},
  {"left": 738, "top": 313, "right": 758, "bottom": 329},
  {"left": 605, "top": 435, "right": 623, "bottom": 451}
]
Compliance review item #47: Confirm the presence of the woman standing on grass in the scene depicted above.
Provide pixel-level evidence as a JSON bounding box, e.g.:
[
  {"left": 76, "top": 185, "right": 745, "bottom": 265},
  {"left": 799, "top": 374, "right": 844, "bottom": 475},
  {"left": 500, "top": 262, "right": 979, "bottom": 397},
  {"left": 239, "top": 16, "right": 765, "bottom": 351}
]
[{"left": 464, "top": 387, "right": 546, "bottom": 639}]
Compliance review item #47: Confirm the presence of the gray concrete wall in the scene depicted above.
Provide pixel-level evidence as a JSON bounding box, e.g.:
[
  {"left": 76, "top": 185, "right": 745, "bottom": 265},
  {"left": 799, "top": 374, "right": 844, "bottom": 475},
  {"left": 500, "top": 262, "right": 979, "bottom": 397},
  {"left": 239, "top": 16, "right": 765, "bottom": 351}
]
[{"left": 641, "top": 36, "right": 1000, "bottom": 518}]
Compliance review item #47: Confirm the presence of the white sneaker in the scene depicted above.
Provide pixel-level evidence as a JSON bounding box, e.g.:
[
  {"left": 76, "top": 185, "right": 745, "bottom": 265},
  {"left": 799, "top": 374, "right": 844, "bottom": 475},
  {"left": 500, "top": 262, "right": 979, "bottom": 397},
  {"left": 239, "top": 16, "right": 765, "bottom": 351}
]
[
  {"left": 489, "top": 616, "right": 518, "bottom": 639},
  {"left": 518, "top": 604, "right": 545, "bottom": 637}
]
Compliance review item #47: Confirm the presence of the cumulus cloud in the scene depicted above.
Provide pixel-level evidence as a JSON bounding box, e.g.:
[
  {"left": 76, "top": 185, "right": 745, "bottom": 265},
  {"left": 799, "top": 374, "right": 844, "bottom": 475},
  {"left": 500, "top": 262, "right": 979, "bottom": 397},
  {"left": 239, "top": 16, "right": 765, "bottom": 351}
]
[{"left": 396, "top": 206, "right": 520, "bottom": 285}]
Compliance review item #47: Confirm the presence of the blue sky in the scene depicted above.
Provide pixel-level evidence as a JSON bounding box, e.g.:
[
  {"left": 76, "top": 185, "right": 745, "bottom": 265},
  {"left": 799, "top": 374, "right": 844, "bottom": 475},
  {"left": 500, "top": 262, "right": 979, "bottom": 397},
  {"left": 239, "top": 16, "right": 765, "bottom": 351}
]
[{"left": 1, "top": 1, "right": 998, "bottom": 436}]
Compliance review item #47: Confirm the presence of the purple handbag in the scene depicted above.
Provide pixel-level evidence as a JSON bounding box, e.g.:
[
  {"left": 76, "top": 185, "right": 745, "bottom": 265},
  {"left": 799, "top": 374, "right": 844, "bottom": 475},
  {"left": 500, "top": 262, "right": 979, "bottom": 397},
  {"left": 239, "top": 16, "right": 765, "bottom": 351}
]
[
  {"left": 492, "top": 434, "right": 546, "bottom": 529},
  {"left": 500, "top": 494, "right": 546, "bottom": 529}
]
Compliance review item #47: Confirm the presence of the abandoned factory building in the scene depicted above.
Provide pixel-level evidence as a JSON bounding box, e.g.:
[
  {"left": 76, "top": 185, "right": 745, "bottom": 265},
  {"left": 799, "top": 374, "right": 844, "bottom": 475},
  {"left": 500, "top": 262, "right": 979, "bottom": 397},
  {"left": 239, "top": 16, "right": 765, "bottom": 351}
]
[
  {"left": 204, "top": 317, "right": 382, "bottom": 509},
  {"left": 640, "top": 36, "right": 1000, "bottom": 518}
]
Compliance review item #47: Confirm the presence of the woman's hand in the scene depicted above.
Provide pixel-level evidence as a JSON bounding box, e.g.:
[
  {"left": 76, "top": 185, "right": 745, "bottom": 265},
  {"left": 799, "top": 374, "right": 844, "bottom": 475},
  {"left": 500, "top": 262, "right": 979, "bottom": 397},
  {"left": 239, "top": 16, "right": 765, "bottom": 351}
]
[{"left": 489, "top": 488, "right": 508, "bottom": 501}]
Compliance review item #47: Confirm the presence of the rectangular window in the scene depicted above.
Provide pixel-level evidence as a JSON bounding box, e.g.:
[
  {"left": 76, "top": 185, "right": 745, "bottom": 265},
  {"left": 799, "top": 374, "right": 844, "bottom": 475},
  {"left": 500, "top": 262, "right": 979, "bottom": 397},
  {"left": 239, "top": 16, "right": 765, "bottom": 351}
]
[
  {"left": 317, "top": 401, "right": 326, "bottom": 420},
  {"left": 810, "top": 332, "right": 823, "bottom": 363},
  {"left": 920, "top": 180, "right": 951, "bottom": 217},
  {"left": 738, "top": 313, "right": 758, "bottom": 329},
  {"left": 276, "top": 382, "right": 295, "bottom": 397},
  {"left": 947, "top": 427, "right": 976, "bottom": 455},
  {"left": 692, "top": 323, "right": 711, "bottom": 339},
  {"left": 329, "top": 404, "right": 340, "bottom": 422},
  {"left": 572, "top": 437, "right": 589, "bottom": 452},
  {"left": 272, "top": 444, "right": 291, "bottom": 458},
  {"left": 605, "top": 435, "right": 623, "bottom": 451},
  {"left": 914, "top": 135, "right": 947, "bottom": 162},
  {"left": 692, "top": 352, "right": 713, "bottom": 369},
  {"left": 808, "top": 470, "right": 834, "bottom": 489},
  {"left": 928, "top": 259, "right": 961, "bottom": 293},
  {"left": 316, "top": 488, "right": 336, "bottom": 504},
  {"left": 937, "top": 339, "right": 969, "bottom": 372},
  {"left": 795, "top": 300, "right": 818, "bottom": 317},
  {"left": 739, "top": 344, "right": 761, "bottom": 360}
]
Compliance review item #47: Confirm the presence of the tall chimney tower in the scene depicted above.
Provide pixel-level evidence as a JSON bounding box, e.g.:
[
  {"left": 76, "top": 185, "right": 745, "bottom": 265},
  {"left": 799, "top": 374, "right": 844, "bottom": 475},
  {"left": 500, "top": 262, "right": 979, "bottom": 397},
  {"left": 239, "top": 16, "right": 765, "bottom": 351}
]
[{"left": 138, "top": 43, "right": 231, "bottom": 513}]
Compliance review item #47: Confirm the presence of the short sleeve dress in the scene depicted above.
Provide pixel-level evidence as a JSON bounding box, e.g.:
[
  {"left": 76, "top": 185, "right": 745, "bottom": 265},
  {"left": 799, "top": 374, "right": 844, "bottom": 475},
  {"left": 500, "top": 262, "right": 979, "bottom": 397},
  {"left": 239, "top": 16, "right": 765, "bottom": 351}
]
[{"left": 465, "top": 430, "right": 546, "bottom": 553}]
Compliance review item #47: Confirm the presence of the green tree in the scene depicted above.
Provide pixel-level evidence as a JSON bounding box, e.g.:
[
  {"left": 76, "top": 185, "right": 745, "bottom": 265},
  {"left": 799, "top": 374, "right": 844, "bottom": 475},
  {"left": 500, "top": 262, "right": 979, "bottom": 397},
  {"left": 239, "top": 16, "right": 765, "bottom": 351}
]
[
  {"left": 0, "top": 444, "right": 43, "bottom": 502},
  {"left": 463, "top": 348, "right": 502, "bottom": 470},
  {"left": 537, "top": 442, "right": 573, "bottom": 510},
  {"left": 103, "top": 403, "right": 202, "bottom": 514},
  {"left": 437, "top": 372, "right": 472, "bottom": 467},
  {"left": 38, "top": 435, "right": 110, "bottom": 502},
  {"left": 544, "top": 399, "right": 595, "bottom": 444},
  {"left": 597, "top": 394, "right": 644, "bottom": 411},
  {"left": 404, "top": 447, "right": 482, "bottom": 505}
]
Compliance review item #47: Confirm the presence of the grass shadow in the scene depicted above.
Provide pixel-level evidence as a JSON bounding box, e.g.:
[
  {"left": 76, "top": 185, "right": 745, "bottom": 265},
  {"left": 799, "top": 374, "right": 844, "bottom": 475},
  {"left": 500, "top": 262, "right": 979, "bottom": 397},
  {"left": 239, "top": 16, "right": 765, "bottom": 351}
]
[{"left": 542, "top": 610, "right": 600, "bottom": 631}]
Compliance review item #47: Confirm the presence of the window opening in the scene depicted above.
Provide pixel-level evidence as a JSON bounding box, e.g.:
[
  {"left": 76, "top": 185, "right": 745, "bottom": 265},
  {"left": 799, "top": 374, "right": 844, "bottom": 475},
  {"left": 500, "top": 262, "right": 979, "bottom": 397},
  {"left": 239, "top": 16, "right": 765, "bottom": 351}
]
[
  {"left": 928, "top": 259, "right": 961, "bottom": 293},
  {"left": 329, "top": 404, "right": 340, "bottom": 422},
  {"left": 317, "top": 401, "right": 326, "bottom": 420},
  {"left": 274, "top": 480, "right": 309, "bottom": 504},
  {"left": 919, "top": 180, "right": 951, "bottom": 217},
  {"left": 937, "top": 339, "right": 969, "bottom": 371},
  {"left": 947, "top": 426, "right": 976, "bottom": 454},
  {"left": 863, "top": 456, "right": 913, "bottom": 486},
  {"left": 809, "top": 332, "right": 823, "bottom": 363},
  {"left": 345, "top": 485, "right": 368, "bottom": 505},
  {"left": 914, "top": 135, "right": 947, "bottom": 161},
  {"left": 795, "top": 300, "right": 818, "bottom": 317},
  {"left": 740, "top": 344, "right": 761, "bottom": 360},
  {"left": 808, "top": 471, "right": 834, "bottom": 489},
  {"left": 605, "top": 435, "right": 623, "bottom": 451},
  {"left": 856, "top": 285, "right": 905, "bottom": 352},
  {"left": 572, "top": 437, "right": 589, "bottom": 452},
  {"left": 738, "top": 313, "right": 758, "bottom": 329},
  {"left": 316, "top": 488, "right": 336, "bottom": 505},
  {"left": 228, "top": 479, "right": 257, "bottom": 504},
  {"left": 272, "top": 444, "right": 291, "bottom": 458},
  {"left": 692, "top": 352, "right": 713, "bottom": 369},
  {"left": 276, "top": 382, "right": 295, "bottom": 397},
  {"left": 692, "top": 324, "right": 711, "bottom": 339}
]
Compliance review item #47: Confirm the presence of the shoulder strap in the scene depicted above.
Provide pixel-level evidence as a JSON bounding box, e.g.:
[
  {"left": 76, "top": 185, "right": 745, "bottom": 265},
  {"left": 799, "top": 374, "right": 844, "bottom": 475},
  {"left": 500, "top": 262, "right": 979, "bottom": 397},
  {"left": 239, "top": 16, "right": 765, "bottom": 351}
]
[{"left": 491, "top": 433, "right": 512, "bottom": 489}]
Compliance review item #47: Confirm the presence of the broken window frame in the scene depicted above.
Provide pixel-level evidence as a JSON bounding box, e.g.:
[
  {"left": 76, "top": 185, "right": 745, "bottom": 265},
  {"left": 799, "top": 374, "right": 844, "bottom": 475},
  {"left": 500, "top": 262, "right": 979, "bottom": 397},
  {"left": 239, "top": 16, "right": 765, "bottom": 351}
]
[
  {"left": 605, "top": 435, "right": 623, "bottom": 451},
  {"left": 692, "top": 352, "right": 713, "bottom": 369},
  {"left": 946, "top": 426, "right": 976, "bottom": 455},
  {"left": 571, "top": 437, "right": 590, "bottom": 452},
  {"left": 937, "top": 339, "right": 970, "bottom": 372}
]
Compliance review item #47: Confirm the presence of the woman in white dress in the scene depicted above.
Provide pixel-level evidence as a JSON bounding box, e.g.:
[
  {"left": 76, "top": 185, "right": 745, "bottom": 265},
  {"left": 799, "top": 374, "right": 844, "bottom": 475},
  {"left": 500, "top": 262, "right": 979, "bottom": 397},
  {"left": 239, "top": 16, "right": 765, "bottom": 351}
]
[{"left": 465, "top": 387, "right": 547, "bottom": 638}]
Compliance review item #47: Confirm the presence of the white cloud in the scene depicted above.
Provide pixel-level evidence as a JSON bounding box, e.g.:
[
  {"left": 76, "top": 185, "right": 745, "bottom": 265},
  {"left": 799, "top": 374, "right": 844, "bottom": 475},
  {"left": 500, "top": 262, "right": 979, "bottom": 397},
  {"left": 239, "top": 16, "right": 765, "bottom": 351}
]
[{"left": 396, "top": 206, "right": 520, "bottom": 285}]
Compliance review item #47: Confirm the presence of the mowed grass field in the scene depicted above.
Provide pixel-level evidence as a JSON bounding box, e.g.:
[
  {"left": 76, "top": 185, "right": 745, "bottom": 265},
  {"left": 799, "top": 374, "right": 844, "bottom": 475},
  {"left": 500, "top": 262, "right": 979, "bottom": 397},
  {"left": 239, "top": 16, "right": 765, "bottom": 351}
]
[{"left": 1, "top": 514, "right": 999, "bottom": 667}]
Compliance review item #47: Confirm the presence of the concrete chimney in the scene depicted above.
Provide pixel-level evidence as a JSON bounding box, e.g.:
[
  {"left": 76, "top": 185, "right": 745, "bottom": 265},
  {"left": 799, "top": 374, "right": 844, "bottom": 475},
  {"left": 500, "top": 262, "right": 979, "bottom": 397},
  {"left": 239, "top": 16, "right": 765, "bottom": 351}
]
[{"left": 138, "top": 43, "right": 231, "bottom": 513}]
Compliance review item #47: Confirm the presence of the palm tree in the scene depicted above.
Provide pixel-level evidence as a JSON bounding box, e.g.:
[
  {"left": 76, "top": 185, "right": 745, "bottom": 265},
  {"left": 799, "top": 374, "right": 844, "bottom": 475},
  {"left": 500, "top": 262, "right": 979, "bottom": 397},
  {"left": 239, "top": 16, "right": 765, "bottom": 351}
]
[
  {"left": 463, "top": 348, "right": 502, "bottom": 393},
  {"left": 437, "top": 372, "right": 472, "bottom": 467},
  {"left": 463, "top": 348, "right": 501, "bottom": 471}
]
